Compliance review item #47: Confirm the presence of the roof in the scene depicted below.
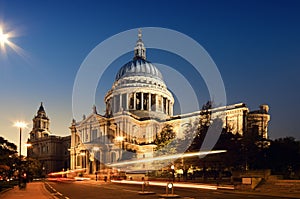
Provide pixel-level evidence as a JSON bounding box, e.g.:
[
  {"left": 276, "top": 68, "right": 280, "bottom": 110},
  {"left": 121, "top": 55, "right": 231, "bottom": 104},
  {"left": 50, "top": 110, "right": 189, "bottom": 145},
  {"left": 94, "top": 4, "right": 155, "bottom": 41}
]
[{"left": 115, "top": 58, "right": 163, "bottom": 81}]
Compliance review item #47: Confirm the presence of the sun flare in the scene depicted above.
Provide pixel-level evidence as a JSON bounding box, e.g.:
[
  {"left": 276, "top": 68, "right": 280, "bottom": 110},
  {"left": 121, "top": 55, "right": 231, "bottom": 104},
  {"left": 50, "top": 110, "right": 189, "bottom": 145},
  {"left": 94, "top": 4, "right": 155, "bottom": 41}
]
[
  {"left": 0, "top": 26, "right": 10, "bottom": 50},
  {"left": 0, "top": 24, "right": 28, "bottom": 59}
]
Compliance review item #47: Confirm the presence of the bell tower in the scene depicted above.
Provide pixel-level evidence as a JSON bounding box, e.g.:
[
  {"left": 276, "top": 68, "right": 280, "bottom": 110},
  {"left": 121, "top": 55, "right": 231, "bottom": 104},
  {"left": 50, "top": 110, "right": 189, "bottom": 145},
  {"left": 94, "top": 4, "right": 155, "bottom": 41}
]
[{"left": 29, "top": 102, "right": 50, "bottom": 140}]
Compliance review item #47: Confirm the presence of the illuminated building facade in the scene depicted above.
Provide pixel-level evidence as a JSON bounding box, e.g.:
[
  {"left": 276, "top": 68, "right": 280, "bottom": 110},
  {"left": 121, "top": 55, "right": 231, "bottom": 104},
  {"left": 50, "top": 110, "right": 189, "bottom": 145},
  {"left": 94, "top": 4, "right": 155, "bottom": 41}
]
[
  {"left": 69, "top": 31, "right": 270, "bottom": 174},
  {"left": 27, "top": 103, "right": 70, "bottom": 174}
]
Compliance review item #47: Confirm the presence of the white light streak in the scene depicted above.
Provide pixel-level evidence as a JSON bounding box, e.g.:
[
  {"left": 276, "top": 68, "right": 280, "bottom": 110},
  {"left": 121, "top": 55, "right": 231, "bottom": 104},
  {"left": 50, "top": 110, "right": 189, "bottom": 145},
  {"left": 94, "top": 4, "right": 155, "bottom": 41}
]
[{"left": 108, "top": 150, "right": 226, "bottom": 167}]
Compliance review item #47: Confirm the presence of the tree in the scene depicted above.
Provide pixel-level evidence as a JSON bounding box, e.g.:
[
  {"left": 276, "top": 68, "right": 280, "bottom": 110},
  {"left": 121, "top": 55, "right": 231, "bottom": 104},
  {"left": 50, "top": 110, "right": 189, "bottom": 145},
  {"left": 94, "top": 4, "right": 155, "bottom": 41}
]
[
  {"left": 184, "top": 113, "right": 210, "bottom": 153},
  {"left": 154, "top": 124, "right": 177, "bottom": 155},
  {"left": 267, "top": 137, "right": 300, "bottom": 178},
  {"left": 23, "top": 157, "right": 43, "bottom": 179},
  {"left": 0, "top": 136, "right": 18, "bottom": 179}
]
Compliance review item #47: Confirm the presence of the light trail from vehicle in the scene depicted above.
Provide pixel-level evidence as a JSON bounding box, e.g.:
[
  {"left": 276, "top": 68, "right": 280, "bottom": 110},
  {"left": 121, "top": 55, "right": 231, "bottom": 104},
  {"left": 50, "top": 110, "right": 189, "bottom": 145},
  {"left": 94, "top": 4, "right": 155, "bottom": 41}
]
[
  {"left": 111, "top": 180, "right": 218, "bottom": 190},
  {"left": 108, "top": 150, "right": 226, "bottom": 167}
]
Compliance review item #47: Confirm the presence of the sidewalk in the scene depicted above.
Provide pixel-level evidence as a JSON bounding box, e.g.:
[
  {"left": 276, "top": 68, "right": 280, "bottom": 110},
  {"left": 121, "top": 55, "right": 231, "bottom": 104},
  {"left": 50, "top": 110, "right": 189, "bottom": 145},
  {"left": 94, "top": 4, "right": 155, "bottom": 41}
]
[
  {"left": 111, "top": 179, "right": 300, "bottom": 198},
  {"left": 0, "top": 182, "right": 55, "bottom": 199}
]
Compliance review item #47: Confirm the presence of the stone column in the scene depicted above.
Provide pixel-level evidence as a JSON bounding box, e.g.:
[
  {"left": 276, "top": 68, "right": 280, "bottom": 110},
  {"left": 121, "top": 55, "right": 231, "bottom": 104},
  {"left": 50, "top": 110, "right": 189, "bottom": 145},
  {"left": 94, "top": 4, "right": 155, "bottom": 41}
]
[
  {"left": 112, "top": 96, "right": 115, "bottom": 113},
  {"left": 86, "top": 151, "right": 89, "bottom": 174},
  {"left": 237, "top": 114, "right": 239, "bottom": 134},
  {"left": 128, "top": 122, "right": 131, "bottom": 142},
  {"left": 119, "top": 94, "right": 122, "bottom": 112},
  {"left": 148, "top": 93, "right": 151, "bottom": 111},
  {"left": 99, "top": 151, "right": 102, "bottom": 171},
  {"left": 155, "top": 94, "right": 158, "bottom": 112},
  {"left": 162, "top": 96, "right": 165, "bottom": 113},
  {"left": 93, "top": 156, "right": 96, "bottom": 174},
  {"left": 141, "top": 93, "right": 144, "bottom": 110},
  {"left": 126, "top": 93, "right": 129, "bottom": 110},
  {"left": 104, "top": 124, "right": 107, "bottom": 144},
  {"left": 133, "top": 93, "right": 136, "bottom": 110},
  {"left": 166, "top": 99, "right": 169, "bottom": 115}
]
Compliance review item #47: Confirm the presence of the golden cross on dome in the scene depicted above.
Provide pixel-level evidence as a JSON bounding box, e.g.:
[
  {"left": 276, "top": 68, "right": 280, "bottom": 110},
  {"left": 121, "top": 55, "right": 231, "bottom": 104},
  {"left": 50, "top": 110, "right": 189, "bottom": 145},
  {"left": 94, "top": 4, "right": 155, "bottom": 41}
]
[{"left": 138, "top": 28, "right": 142, "bottom": 40}]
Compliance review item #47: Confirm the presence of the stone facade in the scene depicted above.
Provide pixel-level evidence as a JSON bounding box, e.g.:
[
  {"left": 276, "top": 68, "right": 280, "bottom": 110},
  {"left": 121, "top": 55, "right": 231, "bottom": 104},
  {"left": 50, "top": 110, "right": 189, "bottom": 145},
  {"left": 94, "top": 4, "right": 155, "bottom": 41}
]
[
  {"left": 69, "top": 31, "right": 270, "bottom": 174},
  {"left": 27, "top": 103, "right": 70, "bottom": 174}
]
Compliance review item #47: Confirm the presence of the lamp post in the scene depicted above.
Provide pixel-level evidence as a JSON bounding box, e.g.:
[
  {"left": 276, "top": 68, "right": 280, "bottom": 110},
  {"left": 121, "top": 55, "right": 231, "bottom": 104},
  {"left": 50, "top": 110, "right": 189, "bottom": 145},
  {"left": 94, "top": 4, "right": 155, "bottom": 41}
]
[
  {"left": 171, "top": 165, "right": 175, "bottom": 182},
  {"left": 14, "top": 121, "right": 27, "bottom": 188}
]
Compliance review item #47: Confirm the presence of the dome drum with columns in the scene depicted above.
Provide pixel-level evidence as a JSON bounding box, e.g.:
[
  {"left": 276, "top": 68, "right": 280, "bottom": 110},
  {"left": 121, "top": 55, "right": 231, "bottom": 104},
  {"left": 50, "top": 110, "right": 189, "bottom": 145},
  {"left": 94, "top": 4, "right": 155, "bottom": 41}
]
[{"left": 105, "top": 30, "right": 174, "bottom": 119}]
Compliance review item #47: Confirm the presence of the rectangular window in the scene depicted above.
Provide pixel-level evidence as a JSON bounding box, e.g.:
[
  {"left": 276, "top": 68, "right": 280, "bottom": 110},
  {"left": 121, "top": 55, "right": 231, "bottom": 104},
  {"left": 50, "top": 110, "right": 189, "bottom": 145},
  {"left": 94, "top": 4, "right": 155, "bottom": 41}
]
[
  {"left": 129, "top": 93, "right": 134, "bottom": 109},
  {"left": 92, "top": 129, "right": 98, "bottom": 141},
  {"left": 143, "top": 93, "right": 148, "bottom": 110},
  {"left": 151, "top": 94, "right": 156, "bottom": 111},
  {"left": 122, "top": 94, "right": 126, "bottom": 110},
  {"left": 136, "top": 92, "right": 141, "bottom": 110},
  {"left": 163, "top": 97, "right": 167, "bottom": 113}
]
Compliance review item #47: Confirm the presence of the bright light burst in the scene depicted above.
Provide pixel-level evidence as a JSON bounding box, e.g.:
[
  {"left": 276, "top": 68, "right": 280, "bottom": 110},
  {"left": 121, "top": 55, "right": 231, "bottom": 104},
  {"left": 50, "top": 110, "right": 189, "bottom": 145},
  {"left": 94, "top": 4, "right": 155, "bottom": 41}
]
[
  {"left": 0, "top": 26, "right": 9, "bottom": 51},
  {"left": 14, "top": 121, "right": 27, "bottom": 129},
  {"left": 0, "top": 23, "right": 27, "bottom": 59}
]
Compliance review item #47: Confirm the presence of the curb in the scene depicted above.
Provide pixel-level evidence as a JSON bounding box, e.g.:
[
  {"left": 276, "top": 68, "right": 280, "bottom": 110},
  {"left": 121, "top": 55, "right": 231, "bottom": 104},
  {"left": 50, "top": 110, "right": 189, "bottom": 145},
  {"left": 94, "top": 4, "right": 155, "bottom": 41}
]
[
  {"left": 43, "top": 182, "right": 59, "bottom": 199},
  {"left": 219, "top": 189, "right": 300, "bottom": 199},
  {"left": 0, "top": 187, "right": 14, "bottom": 195},
  {"left": 44, "top": 182, "right": 65, "bottom": 199}
]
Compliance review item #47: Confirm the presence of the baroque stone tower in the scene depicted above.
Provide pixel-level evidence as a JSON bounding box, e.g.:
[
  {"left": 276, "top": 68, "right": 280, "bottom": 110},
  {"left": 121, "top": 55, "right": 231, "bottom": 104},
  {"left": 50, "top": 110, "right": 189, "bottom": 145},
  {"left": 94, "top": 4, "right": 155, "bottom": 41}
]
[
  {"left": 27, "top": 102, "right": 71, "bottom": 174},
  {"left": 29, "top": 102, "right": 50, "bottom": 140}
]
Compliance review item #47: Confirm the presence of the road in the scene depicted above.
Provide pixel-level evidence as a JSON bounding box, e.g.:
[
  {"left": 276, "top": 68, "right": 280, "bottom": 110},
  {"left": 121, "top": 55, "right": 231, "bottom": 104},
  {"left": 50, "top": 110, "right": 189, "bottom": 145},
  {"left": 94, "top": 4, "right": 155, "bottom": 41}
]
[{"left": 45, "top": 180, "right": 291, "bottom": 199}]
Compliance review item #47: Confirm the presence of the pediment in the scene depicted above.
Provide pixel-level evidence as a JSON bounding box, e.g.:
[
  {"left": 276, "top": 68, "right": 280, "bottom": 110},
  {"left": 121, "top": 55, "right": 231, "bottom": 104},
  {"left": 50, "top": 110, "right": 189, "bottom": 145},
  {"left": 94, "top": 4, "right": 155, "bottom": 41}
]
[
  {"left": 77, "top": 113, "right": 105, "bottom": 126},
  {"left": 78, "top": 114, "right": 101, "bottom": 126}
]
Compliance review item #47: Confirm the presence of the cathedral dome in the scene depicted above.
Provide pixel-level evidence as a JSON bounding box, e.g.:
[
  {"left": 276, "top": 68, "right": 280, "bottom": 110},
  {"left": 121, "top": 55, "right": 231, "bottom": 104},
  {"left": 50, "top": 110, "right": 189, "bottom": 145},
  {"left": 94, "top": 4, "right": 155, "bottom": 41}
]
[
  {"left": 115, "top": 58, "right": 163, "bottom": 81},
  {"left": 105, "top": 29, "right": 174, "bottom": 119}
]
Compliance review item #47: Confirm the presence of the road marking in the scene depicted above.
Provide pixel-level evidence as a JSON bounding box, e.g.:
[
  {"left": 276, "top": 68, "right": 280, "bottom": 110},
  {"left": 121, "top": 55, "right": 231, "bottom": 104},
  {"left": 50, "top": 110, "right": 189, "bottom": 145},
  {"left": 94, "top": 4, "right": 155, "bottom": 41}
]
[
  {"left": 122, "top": 189, "right": 138, "bottom": 193},
  {"left": 45, "top": 182, "right": 66, "bottom": 199},
  {"left": 102, "top": 186, "right": 118, "bottom": 190}
]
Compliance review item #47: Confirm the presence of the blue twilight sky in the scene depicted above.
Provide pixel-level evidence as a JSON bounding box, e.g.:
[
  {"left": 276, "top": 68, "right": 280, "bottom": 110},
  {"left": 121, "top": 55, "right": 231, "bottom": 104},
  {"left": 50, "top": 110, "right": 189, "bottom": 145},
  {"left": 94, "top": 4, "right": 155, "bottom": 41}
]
[{"left": 0, "top": 0, "right": 300, "bottom": 155}]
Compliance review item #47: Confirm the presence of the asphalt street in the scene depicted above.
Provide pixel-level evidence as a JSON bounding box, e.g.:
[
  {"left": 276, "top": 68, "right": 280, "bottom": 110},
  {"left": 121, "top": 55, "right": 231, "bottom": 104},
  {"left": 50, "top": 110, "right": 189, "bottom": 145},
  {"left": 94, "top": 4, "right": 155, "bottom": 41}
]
[{"left": 45, "top": 180, "right": 292, "bottom": 199}]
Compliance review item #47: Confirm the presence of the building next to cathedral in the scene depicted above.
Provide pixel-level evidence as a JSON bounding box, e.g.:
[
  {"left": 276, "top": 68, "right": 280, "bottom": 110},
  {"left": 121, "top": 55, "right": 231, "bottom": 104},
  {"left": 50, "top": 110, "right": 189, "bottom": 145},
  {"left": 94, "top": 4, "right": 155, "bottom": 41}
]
[
  {"left": 69, "top": 31, "right": 270, "bottom": 174},
  {"left": 27, "top": 103, "right": 70, "bottom": 174}
]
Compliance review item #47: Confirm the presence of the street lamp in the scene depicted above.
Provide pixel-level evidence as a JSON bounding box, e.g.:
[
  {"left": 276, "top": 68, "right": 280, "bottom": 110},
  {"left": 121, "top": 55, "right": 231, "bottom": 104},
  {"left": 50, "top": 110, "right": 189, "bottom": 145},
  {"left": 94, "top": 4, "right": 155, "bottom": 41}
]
[
  {"left": 115, "top": 136, "right": 124, "bottom": 142},
  {"left": 14, "top": 121, "right": 27, "bottom": 188},
  {"left": 25, "top": 143, "right": 32, "bottom": 147},
  {"left": 115, "top": 136, "right": 124, "bottom": 149},
  {"left": 171, "top": 165, "right": 175, "bottom": 182}
]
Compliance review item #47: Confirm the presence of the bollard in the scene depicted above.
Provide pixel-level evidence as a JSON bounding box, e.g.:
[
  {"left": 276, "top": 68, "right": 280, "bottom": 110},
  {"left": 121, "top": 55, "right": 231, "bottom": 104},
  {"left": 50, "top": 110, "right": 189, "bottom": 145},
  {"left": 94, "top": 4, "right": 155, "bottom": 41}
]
[
  {"left": 142, "top": 181, "right": 149, "bottom": 192},
  {"left": 166, "top": 182, "right": 174, "bottom": 195},
  {"left": 142, "top": 182, "right": 145, "bottom": 192},
  {"left": 139, "top": 181, "right": 155, "bottom": 195},
  {"left": 159, "top": 182, "right": 179, "bottom": 198}
]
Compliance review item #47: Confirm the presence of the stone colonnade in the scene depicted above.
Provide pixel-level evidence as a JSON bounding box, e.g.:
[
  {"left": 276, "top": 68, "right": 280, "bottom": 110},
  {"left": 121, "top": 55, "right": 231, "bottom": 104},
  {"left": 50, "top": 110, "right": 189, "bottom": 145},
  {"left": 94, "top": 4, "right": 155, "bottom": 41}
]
[{"left": 108, "top": 92, "right": 173, "bottom": 115}]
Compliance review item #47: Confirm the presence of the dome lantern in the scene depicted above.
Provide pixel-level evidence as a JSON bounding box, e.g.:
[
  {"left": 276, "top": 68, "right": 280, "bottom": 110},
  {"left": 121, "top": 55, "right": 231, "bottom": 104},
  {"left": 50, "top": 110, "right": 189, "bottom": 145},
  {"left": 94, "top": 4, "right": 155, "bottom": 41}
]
[{"left": 133, "top": 29, "right": 146, "bottom": 60}]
